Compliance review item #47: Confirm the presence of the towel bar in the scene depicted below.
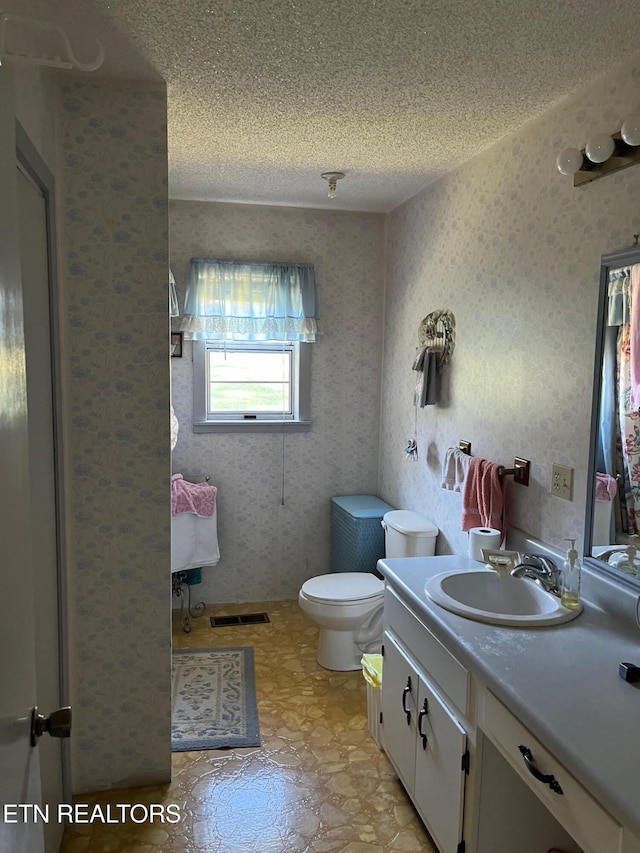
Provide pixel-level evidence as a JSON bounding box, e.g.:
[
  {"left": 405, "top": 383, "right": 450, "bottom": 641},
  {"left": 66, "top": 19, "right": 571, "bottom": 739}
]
[
  {"left": 498, "top": 457, "right": 530, "bottom": 486},
  {"left": 457, "top": 444, "right": 530, "bottom": 486}
]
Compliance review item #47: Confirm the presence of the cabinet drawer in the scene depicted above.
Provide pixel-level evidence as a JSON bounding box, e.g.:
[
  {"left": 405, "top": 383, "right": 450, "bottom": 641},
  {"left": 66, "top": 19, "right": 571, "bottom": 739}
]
[
  {"left": 385, "top": 586, "right": 469, "bottom": 717},
  {"left": 480, "top": 690, "right": 623, "bottom": 853}
]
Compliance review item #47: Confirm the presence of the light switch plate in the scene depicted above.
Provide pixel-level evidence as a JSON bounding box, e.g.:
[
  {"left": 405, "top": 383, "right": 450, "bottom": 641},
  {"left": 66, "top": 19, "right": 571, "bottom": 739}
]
[{"left": 552, "top": 464, "right": 573, "bottom": 501}]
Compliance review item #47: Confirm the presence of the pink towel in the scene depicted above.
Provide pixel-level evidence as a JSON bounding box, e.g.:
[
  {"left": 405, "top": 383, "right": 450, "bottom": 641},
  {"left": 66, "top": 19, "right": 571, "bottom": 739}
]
[
  {"left": 630, "top": 264, "right": 640, "bottom": 409},
  {"left": 595, "top": 472, "right": 617, "bottom": 501},
  {"left": 461, "top": 457, "right": 508, "bottom": 536},
  {"left": 171, "top": 473, "right": 217, "bottom": 517}
]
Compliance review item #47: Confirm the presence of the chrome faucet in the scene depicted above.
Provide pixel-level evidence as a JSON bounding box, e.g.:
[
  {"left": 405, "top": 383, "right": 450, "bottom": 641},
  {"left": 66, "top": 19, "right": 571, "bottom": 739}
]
[{"left": 510, "top": 554, "right": 561, "bottom": 596}]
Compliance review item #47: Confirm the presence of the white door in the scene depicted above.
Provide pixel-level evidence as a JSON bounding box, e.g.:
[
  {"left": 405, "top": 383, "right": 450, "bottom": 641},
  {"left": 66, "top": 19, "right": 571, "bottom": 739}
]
[
  {"left": 19, "top": 158, "right": 66, "bottom": 853},
  {"left": 0, "top": 66, "right": 45, "bottom": 853},
  {"left": 0, "top": 67, "right": 68, "bottom": 853}
]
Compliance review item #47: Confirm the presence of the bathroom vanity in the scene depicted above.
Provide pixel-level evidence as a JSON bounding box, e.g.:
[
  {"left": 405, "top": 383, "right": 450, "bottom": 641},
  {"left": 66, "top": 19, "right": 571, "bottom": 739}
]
[{"left": 378, "top": 551, "right": 640, "bottom": 853}]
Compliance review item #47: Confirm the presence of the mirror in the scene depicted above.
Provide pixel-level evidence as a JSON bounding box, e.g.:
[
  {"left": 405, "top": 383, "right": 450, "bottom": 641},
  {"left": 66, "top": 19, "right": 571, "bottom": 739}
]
[{"left": 585, "top": 242, "right": 640, "bottom": 585}]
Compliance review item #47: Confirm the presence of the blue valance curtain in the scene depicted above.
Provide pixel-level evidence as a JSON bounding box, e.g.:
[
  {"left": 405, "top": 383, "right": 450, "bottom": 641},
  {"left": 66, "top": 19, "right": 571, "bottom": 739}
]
[{"left": 181, "top": 259, "right": 318, "bottom": 342}]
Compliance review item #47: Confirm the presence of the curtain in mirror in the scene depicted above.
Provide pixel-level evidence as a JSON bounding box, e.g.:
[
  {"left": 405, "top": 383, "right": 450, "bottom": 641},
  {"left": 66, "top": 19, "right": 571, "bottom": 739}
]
[{"left": 598, "top": 264, "right": 640, "bottom": 539}]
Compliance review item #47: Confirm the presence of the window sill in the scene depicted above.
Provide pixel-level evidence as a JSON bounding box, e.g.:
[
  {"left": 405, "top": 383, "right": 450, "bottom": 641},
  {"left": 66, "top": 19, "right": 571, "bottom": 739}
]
[{"left": 193, "top": 420, "right": 312, "bottom": 433}]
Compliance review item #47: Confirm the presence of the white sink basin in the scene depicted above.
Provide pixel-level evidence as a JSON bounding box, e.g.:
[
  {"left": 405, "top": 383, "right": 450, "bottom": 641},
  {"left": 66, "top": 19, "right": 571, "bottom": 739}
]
[{"left": 425, "top": 570, "right": 582, "bottom": 626}]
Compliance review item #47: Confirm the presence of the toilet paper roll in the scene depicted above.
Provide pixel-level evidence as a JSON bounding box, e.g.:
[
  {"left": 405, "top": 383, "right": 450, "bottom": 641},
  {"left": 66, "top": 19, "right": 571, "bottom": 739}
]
[{"left": 468, "top": 527, "right": 502, "bottom": 561}]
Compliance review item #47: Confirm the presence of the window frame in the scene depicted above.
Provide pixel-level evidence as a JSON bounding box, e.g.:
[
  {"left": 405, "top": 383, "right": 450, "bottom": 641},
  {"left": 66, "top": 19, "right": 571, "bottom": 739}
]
[{"left": 193, "top": 339, "right": 311, "bottom": 432}]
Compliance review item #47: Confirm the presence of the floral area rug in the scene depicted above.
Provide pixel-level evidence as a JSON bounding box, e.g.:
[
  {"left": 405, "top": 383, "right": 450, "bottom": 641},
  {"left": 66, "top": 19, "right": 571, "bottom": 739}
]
[{"left": 171, "top": 646, "right": 260, "bottom": 751}]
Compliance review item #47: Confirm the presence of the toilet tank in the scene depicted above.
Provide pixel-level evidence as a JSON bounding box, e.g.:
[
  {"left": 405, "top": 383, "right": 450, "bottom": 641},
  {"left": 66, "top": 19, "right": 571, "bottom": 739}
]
[{"left": 382, "top": 510, "right": 438, "bottom": 558}]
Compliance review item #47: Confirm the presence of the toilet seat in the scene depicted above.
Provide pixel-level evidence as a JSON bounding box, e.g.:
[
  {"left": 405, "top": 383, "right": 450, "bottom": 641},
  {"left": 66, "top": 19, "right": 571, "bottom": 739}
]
[{"left": 301, "top": 572, "right": 384, "bottom": 605}]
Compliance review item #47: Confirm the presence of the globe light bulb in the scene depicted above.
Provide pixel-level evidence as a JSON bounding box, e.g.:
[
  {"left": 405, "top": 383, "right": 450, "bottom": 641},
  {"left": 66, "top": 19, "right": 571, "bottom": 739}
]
[
  {"left": 621, "top": 116, "right": 640, "bottom": 147},
  {"left": 585, "top": 134, "right": 615, "bottom": 164},
  {"left": 556, "top": 147, "right": 583, "bottom": 176},
  {"left": 321, "top": 171, "right": 345, "bottom": 199}
]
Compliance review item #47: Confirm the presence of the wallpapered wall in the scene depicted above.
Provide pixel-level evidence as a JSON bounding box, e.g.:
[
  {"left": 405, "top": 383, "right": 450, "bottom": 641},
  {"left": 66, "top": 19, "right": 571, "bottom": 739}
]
[
  {"left": 170, "top": 200, "right": 385, "bottom": 603},
  {"left": 380, "top": 56, "right": 640, "bottom": 558},
  {"left": 59, "top": 81, "right": 171, "bottom": 793}
]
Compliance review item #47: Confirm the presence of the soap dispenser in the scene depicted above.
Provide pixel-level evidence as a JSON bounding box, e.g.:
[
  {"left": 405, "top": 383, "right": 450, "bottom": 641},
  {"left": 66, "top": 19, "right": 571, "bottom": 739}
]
[
  {"left": 607, "top": 536, "right": 640, "bottom": 577},
  {"left": 560, "top": 538, "right": 581, "bottom": 610}
]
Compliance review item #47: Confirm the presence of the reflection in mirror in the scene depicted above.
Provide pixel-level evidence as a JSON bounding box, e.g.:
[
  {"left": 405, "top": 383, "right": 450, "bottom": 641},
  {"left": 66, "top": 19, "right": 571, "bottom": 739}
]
[{"left": 587, "top": 244, "right": 640, "bottom": 585}]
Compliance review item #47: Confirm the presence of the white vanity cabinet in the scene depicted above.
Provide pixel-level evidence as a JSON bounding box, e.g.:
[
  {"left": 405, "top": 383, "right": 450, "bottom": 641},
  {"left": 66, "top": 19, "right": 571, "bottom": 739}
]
[
  {"left": 380, "top": 571, "right": 640, "bottom": 853},
  {"left": 381, "top": 587, "right": 470, "bottom": 853}
]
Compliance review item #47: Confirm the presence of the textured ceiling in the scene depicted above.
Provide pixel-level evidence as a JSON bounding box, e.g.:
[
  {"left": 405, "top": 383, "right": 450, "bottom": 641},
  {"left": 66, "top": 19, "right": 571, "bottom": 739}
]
[{"left": 10, "top": 0, "right": 640, "bottom": 211}]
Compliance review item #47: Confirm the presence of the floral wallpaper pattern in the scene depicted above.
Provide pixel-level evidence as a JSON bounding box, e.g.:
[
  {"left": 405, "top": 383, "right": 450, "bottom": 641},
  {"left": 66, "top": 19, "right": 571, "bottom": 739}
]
[
  {"left": 170, "top": 201, "right": 385, "bottom": 604},
  {"left": 18, "top": 49, "right": 640, "bottom": 801},
  {"left": 59, "top": 81, "right": 171, "bottom": 793},
  {"left": 380, "top": 56, "right": 640, "bottom": 560}
]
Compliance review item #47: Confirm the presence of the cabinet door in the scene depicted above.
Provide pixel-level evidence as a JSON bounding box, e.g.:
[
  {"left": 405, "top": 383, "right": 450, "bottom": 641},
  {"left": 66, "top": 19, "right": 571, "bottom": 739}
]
[
  {"left": 414, "top": 672, "right": 467, "bottom": 853},
  {"left": 380, "top": 630, "right": 418, "bottom": 790}
]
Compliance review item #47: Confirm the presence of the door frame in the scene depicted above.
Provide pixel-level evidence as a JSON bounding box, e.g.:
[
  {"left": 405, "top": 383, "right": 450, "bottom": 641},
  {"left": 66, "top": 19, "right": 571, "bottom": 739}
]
[{"left": 16, "top": 120, "right": 71, "bottom": 802}]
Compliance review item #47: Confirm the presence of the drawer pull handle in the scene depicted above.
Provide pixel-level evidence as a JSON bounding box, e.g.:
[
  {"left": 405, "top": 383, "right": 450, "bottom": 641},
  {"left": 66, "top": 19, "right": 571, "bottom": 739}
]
[
  {"left": 518, "top": 745, "right": 564, "bottom": 795},
  {"left": 402, "top": 676, "right": 412, "bottom": 725},
  {"left": 418, "top": 698, "right": 429, "bottom": 749}
]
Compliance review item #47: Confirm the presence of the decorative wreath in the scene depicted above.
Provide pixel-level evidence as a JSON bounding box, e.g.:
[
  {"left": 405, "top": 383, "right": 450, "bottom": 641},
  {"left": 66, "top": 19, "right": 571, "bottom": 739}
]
[{"left": 418, "top": 309, "right": 456, "bottom": 372}]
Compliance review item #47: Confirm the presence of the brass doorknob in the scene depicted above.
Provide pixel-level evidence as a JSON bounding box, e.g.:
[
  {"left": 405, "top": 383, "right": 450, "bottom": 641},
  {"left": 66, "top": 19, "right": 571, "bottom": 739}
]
[{"left": 31, "top": 706, "right": 72, "bottom": 746}]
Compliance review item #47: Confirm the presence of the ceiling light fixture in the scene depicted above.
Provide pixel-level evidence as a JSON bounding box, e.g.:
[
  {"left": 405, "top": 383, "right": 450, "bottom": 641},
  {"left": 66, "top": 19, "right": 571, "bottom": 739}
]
[
  {"left": 557, "top": 115, "right": 640, "bottom": 186},
  {"left": 321, "top": 171, "right": 345, "bottom": 199}
]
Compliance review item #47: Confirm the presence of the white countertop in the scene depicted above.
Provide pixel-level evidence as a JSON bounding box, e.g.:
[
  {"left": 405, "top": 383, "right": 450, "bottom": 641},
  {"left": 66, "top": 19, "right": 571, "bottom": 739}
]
[{"left": 378, "top": 554, "right": 640, "bottom": 838}]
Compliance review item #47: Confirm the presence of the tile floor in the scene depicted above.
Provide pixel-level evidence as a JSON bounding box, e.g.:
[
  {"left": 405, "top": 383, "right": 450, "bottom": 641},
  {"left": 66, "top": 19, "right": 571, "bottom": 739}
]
[{"left": 60, "top": 600, "right": 436, "bottom": 852}]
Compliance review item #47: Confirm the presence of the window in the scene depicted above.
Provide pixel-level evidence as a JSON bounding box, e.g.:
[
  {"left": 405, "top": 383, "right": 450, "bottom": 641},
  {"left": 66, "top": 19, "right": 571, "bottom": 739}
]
[
  {"left": 183, "top": 258, "right": 317, "bottom": 432},
  {"left": 193, "top": 340, "right": 311, "bottom": 432}
]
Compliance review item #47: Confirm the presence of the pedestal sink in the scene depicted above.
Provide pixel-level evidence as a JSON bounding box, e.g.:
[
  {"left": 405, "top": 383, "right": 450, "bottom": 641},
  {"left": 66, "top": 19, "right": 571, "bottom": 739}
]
[{"left": 425, "top": 570, "right": 582, "bottom": 626}]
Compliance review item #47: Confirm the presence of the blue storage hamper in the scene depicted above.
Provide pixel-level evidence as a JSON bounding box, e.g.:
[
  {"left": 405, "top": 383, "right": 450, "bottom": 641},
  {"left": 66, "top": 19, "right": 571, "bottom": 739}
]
[{"left": 331, "top": 495, "right": 395, "bottom": 576}]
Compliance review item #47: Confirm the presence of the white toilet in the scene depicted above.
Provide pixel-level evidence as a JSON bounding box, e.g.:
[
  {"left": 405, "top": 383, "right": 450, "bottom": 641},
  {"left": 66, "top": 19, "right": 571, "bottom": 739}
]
[{"left": 299, "top": 510, "right": 438, "bottom": 670}]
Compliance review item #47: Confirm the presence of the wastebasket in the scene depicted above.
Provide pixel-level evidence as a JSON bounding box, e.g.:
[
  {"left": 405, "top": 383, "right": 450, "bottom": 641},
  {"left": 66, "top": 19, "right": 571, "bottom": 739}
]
[{"left": 361, "top": 653, "right": 383, "bottom": 748}]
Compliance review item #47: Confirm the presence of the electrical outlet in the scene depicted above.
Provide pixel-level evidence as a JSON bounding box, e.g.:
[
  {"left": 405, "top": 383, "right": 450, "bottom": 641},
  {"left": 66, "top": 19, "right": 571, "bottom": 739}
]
[{"left": 551, "top": 464, "right": 573, "bottom": 501}]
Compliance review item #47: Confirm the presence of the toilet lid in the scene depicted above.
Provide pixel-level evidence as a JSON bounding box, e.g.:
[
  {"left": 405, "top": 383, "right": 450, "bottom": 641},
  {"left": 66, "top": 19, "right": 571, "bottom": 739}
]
[
  {"left": 301, "top": 572, "right": 384, "bottom": 604},
  {"left": 383, "top": 510, "right": 438, "bottom": 537}
]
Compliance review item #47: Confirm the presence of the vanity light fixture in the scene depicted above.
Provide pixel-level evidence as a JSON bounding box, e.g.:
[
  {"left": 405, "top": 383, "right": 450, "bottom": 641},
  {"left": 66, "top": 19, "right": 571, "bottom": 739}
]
[
  {"left": 557, "top": 115, "right": 640, "bottom": 186},
  {"left": 321, "top": 171, "right": 345, "bottom": 199}
]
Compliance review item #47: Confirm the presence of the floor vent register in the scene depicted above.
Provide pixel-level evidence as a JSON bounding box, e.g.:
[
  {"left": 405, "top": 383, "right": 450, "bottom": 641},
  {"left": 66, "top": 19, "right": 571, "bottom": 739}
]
[{"left": 210, "top": 613, "right": 271, "bottom": 627}]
